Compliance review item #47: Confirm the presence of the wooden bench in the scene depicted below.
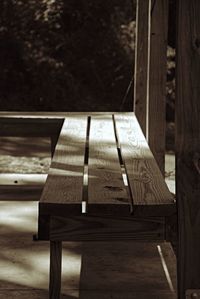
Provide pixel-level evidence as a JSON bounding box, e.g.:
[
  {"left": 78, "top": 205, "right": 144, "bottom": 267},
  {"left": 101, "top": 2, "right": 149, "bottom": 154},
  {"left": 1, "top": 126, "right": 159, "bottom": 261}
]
[{"left": 37, "top": 112, "right": 176, "bottom": 299}]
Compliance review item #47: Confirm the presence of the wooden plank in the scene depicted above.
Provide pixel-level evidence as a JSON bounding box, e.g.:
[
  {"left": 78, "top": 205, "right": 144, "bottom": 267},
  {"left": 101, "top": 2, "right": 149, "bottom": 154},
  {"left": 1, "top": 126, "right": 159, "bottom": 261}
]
[
  {"left": 40, "top": 116, "right": 88, "bottom": 205},
  {"left": 114, "top": 113, "right": 175, "bottom": 217},
  {"left": 50, "top": 215, "right": 165, "bottom": 242},
  {"left": 148, "top": 0, "right": 169, "bottom": 174},
  {"left": 88, "top": 115, "right": 130, "bottom": 213},
  {"left": 176, "top": 0, "right": 200, "bottom": 297},
  {"left": 134, "top": 0, "right": 150, "bottom": 136}
]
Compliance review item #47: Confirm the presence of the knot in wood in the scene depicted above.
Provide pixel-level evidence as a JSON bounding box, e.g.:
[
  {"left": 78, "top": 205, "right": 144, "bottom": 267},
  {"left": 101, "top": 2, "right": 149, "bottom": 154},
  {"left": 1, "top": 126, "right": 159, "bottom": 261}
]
[{"left": 104, "top": 186, "right": 123, "bottom": 192}]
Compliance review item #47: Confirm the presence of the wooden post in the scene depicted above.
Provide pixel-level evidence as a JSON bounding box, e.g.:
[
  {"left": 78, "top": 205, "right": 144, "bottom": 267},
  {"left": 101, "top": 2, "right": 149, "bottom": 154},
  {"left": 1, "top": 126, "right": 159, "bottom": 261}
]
[
  {"left": 134, "top": 0, "right": 168, "bottom": 175},
  {"left": 49, "top": 241, "right": 62, "bottom": 299},
  {"left": 176, "top": 0, "right": 200, "bottom": 298},
  {"left": 148, "top": 0, "right": 169, "bottom": 175},
  {"left": 134, "top": 0, "right": 150, "bottom": 136}
]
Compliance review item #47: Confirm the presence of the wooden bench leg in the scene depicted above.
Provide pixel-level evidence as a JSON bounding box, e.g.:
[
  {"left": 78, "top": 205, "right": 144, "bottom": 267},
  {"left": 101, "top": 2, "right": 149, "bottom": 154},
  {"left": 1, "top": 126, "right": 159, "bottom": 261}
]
[{"left": 49, "top": 241, "right": 62, "bottom": 299}]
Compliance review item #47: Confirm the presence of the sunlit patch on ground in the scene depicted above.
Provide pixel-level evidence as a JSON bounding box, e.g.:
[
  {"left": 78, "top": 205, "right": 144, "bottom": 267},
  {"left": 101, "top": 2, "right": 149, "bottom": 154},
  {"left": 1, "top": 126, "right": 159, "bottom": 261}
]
[
  {"left": 0, "top": 201, "right": 82, "bottom": 295},
  {"left": 0, "top": 137, "right": 50, "bottom": 174},
  {"left": 0, "top": 201, "right": 38, "bottom": 232}
]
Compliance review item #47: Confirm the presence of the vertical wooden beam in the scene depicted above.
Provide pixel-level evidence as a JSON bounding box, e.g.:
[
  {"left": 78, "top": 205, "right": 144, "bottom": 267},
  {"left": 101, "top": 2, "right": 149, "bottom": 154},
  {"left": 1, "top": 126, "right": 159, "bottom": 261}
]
[
  {"left": 134, "top": 0, "right": 150, "bottom": 136},
  {"left": 176, "top": 0, "right": 200, "bottom": 298},
  {"left": 134, "top": 0, "right": 168, "bottom": 175},
  {"left": 49, "top": 241, "right": 62, "bottom": 299},
  {"left": 148, "top": 0, "right": 169, "bottom": 175}
]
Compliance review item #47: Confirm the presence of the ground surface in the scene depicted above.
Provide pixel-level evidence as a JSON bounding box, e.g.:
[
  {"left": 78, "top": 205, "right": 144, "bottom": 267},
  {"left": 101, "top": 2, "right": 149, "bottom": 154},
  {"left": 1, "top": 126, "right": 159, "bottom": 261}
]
[
  {"left": 0, "top": 137, "right": 176, "bottom": 298},
  {"left": 0, "top": 200, "right": 177, "bottom": 299}
]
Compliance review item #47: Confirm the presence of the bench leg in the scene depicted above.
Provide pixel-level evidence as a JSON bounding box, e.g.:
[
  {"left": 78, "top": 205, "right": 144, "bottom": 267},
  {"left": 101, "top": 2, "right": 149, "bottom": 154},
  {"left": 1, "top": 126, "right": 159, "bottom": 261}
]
[{"left": 49, "top": 241, "right": 62, "bottom": 299}]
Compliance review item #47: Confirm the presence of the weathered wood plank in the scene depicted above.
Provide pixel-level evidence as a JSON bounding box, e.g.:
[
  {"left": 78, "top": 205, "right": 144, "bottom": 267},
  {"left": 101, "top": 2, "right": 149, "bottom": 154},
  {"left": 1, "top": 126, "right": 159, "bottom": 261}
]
[
  {"left": 114, "top": 113, "right": 175, "bottom": 217},
  {"left": 134, "top": 0, "right": 150, "bottom": 136},
  {"left": 148, "top": 0, "right": 169, "bottom": 174},
  {"left": 40, "top": 116, "right": 88, "bottom": 205},
  {"left": 176, "top": 0, "right": 200, "bottom": 297},
  {"left": 88, "top": 115, "right": 129, "bottom": 213},
  {"left": 50, "top": 215, "right": 165, "bottom": 242}
]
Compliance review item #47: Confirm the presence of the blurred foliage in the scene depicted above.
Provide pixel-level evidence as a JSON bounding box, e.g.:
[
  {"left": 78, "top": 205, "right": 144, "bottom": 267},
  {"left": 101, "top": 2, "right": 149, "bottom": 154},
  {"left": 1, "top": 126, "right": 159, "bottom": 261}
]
[
  {"left": 0, "top": 0, "right": 135, "bottom": 111},
  {"left": 0, "top": 0, "right": 175, "bottom": 129}
]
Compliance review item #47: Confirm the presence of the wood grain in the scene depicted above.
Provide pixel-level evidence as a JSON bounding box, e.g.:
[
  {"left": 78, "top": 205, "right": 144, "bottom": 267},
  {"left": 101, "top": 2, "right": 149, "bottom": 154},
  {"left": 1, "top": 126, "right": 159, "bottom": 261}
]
[
  {"left": 134, "top": 0, "right": 150, "bottom": 136},
  {"left": 114, "top": 113, "right": 175, "bottom": 216},
  {"left": 148, "top": 0, "right": 168, "bottom": 174},
  {"left": 50, "top": 215, "right": 165, "bottom": 242},
  {"left": 176, "top": 0, "right": 200, "bottom": 297},
  {"left": 40, "top": 116, "right": 88, "bottom": 204},
  {"left": 88, "top": 115, "right": 129, "bottom": 212}
]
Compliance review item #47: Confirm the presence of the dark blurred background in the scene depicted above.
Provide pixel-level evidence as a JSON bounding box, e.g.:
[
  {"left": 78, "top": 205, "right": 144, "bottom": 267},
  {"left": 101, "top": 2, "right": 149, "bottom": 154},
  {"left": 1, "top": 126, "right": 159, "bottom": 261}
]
[{"left": 0, "top": 0, "right": 175, "bottom": 120}]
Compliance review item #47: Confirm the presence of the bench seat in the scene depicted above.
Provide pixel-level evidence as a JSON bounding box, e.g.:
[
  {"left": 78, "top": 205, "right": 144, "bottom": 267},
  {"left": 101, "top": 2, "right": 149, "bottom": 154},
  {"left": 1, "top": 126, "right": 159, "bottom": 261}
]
[{"left": 38, "top": 112, "right": 175, "bottom": 242}]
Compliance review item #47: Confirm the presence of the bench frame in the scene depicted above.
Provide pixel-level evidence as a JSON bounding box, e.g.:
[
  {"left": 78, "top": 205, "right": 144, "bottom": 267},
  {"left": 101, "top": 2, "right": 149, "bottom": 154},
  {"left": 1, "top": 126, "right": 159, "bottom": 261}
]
[{"left": 36, "top": 112, "right": 176, "bottom": 298}]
